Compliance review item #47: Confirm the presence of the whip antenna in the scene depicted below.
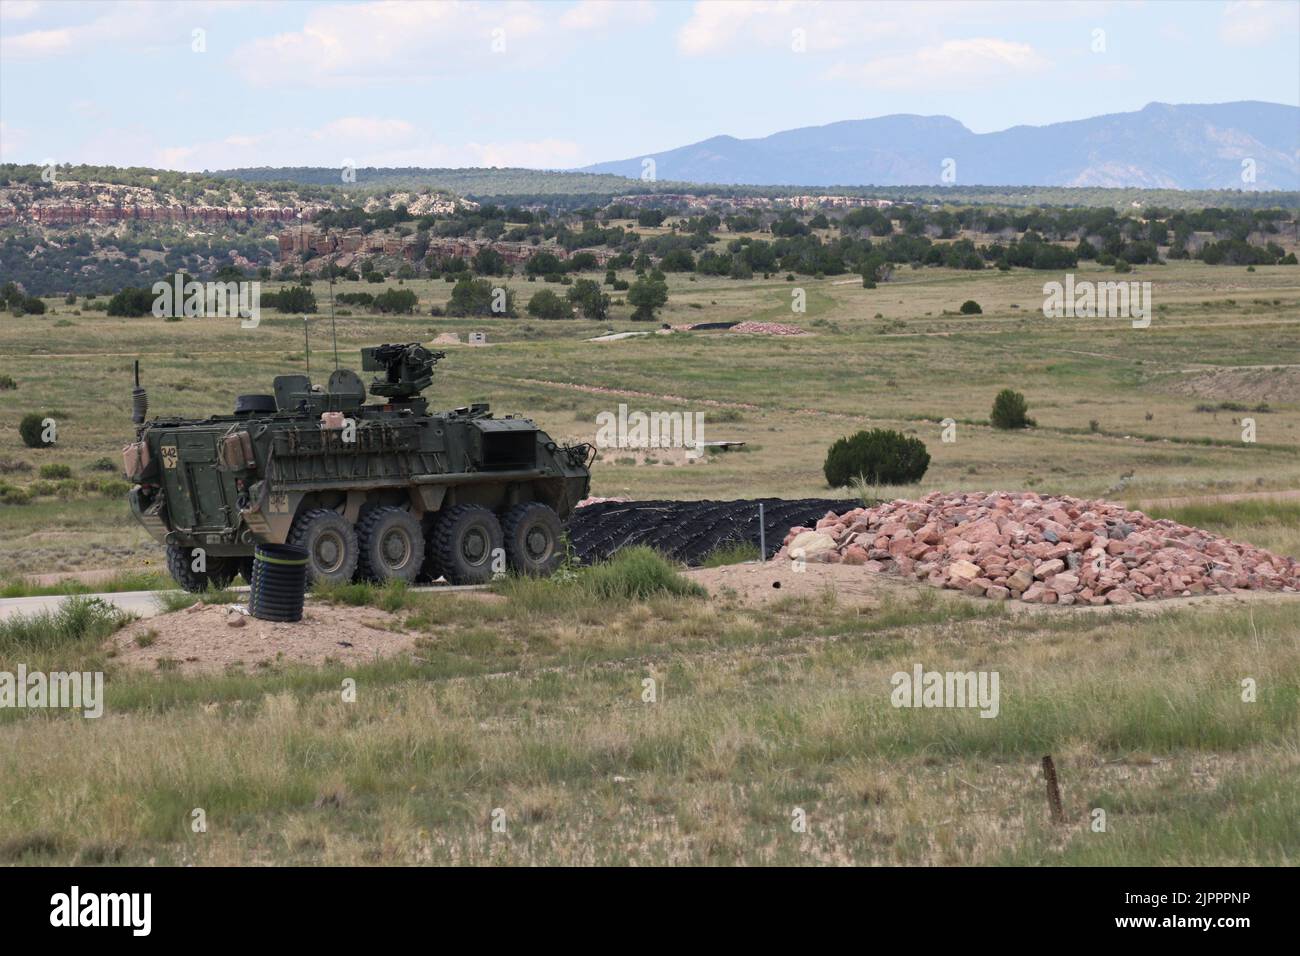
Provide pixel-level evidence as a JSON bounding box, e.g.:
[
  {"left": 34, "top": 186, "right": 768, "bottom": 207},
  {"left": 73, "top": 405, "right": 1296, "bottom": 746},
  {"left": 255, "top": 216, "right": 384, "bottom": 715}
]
[{"left": 329, "top": 270, "right": 339, "bottom": 370}]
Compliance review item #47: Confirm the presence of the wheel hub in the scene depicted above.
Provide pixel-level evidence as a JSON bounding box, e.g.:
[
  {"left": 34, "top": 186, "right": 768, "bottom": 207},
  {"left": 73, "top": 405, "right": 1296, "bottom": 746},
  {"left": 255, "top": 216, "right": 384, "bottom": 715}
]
[
  {"left": 382, "top": 528, "right": 411, "bottom": 568},
  {"left": 463, "top": 528, "right": 488, "bottom": 565},
  {"left": 525, "top": 526, "right": 551, "bottom": 560},
  {"left": 316, "top": 532, "right": 343, "bottom": 572}
]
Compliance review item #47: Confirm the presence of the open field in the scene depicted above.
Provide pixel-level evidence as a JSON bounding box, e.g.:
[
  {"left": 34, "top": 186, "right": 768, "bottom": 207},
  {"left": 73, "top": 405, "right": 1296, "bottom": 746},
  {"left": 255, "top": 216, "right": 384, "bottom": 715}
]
[
  {"left": 2, "top": 260, "right": 1298, "bottom": 577},
  {"left": 1, "top": 260, "right": 1298, "bottom": 866},
  {"left": 0, "top": 557, "right": 1297, "bottom": 866}
]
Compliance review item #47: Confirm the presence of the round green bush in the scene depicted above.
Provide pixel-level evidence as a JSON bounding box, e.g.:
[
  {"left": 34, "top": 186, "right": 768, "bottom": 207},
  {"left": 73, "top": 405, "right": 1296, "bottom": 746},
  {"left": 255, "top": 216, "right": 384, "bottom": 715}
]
[
  {"left": 38, "top": 463, "right": 71, "bottom": 480},
  {"left": 823, "top": 429, "right": 930, "bottom": 488},
  {"left": 959, "top": 300, "right": 982, "bottom": 314},
  {"left": 990, "top": 389, "right": 1034, "bottom": 430},
  {"left": 18, "top": 413, "right": 53, "bottom": 449}
]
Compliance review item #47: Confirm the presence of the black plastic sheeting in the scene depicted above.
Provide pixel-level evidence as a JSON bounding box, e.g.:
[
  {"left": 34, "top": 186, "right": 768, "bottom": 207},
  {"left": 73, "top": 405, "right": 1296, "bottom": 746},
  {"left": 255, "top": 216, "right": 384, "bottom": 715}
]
[{"left": 566, "top": 497, "right": 859, "bottom": 566}]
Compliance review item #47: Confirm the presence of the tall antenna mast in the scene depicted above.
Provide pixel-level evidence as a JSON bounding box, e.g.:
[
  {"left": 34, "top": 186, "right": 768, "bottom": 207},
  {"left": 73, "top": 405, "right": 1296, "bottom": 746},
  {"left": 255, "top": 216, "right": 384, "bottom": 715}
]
[
  {"left": 303, "top": 316, "right": 310, "bottom": 374},
  {"left": 329, "top": 269, "right": 339, "bottom": 370}
]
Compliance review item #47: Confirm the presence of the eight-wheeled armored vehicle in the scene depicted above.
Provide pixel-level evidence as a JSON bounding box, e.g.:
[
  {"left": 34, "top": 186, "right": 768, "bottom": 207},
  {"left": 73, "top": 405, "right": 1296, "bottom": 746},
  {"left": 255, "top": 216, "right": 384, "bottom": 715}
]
[{"left": 124, "top": 344, "right": 593, "bottom": 591}]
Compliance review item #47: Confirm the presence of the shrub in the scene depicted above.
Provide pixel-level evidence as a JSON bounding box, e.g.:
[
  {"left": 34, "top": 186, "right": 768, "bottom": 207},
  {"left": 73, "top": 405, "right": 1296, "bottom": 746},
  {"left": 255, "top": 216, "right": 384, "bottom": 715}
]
[
  {"left": 38, "top": 464, "right": 72, "bottom": 480},
  {"left": 446, "top": 277, "right": 516, "bottom": 317},
  {"left": 0, "top": 596, "right": 128, "bottom": 654},
  {"left": 0, "top": 374, "right": 15, "bottom": 390},
  {"left": 566, "top": 278, "right": 610, "bottom": 320},
  {"left": 990, "top": 389, "right": 1034, "bottom": 430},
  {"left": 373, "top": 288, "right": 418, "bottom": 314},
  {"left": 527, "top": 288, "right": 570, "bottom": 319},
  {"left": 627, "top": 274, "right": 669, "bottom": 321},
  {"left": 19, "top": 413, "right": 53, "bottom": 448},
  {"left": 265, "top": 285, "right": 317, "bottom": 313},
  {"left": 579, "top": 547, "right": 705, "bottom": 601},
  {"left": 823, "top": 429, "right": 930, "bottom": 488},
  {"left": 106, "top": 287, "right": 155, "bottom": 317},
  {"left": 0, "top": 482, "right": 31, "bottom": 505},
  {"left": 959, "top": 300, "right": 982, "bottom": 314}
]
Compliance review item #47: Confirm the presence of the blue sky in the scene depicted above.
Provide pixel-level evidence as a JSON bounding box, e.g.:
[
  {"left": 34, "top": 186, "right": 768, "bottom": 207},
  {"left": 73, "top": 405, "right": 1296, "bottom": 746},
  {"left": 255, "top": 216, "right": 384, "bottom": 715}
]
[{"left": 1, "top": 0, "right": 1297, "bottom": 171}]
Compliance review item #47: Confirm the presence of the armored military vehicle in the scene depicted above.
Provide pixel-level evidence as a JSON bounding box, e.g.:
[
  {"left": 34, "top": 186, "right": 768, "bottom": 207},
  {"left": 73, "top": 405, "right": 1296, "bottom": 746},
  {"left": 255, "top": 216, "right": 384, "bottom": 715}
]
[{"left": 123, "top": 344, "right": 593, "bottom": 591}]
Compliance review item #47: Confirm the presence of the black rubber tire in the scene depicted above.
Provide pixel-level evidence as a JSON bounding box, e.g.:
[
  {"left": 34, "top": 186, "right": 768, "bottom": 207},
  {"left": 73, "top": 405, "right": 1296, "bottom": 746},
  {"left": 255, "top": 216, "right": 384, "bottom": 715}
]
[
  {"left": 356, "top": 506, "right": 425, "bottom": 583},
  {"left": 287, "top": 507, "right": 359, "bottom": 585},
  {"left": 430, "top": 504, "right": 503, "bottom": 585},
  {"left": 236, "top": 556, "right": 256, "bottom": 586},
  {"left": 165, "top": 543, "right": 235, "bottom": 593},
  {"left": 501, "top": 502, "right": 563, "bottom": 576},
  {"left": 564, "top": 497, "right": 860, "bottom": 566}
]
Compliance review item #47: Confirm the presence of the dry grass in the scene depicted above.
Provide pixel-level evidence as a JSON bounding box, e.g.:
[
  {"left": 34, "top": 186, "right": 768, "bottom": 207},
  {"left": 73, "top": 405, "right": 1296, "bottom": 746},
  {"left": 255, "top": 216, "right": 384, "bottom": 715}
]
[
  {"left": 0, "top": 565, "right": 1296, "bottom": 864},
  {"left": 1, "top": 260, "right": 1298, "bottom": 864}
]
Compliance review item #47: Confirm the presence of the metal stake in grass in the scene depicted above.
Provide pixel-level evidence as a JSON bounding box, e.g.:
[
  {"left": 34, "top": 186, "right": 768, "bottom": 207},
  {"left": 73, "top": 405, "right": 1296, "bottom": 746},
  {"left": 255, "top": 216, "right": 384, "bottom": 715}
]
[{"left": 1041, "top": 754, "right": 1066, "bottom": 824}]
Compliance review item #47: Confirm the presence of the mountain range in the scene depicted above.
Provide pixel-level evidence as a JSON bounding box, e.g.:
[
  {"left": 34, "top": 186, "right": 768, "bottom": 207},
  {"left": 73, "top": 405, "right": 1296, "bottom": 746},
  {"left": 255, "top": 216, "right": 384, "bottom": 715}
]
[{"left": 580, "top": 101, "right": 1299, "bottom": 190}]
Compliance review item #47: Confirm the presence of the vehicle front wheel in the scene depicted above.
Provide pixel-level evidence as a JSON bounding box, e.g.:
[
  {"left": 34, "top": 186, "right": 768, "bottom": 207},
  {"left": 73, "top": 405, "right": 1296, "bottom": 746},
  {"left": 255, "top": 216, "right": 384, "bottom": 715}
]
[
  {"left": 501, "top": 502, "right": 564, "bottom": 576},
  {"left": 287, "top": 508, "right": 359, "bottom": 586}
]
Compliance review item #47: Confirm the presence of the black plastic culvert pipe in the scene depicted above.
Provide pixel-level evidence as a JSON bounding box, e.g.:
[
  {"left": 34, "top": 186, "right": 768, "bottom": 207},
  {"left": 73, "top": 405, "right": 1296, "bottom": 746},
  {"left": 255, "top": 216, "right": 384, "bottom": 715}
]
[{"left": 250, "top": 543, "right": 309, "bottom": 623}]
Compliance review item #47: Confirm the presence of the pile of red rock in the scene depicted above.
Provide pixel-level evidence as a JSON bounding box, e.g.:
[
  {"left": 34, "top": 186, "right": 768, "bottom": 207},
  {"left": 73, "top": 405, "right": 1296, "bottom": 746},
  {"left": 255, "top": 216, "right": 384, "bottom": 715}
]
[
  {"left": 728, "top": 321, "right": 807, "bottom": 335},
  {"left": 776, "top": 491, "right": 1300, "bottom": 605}
]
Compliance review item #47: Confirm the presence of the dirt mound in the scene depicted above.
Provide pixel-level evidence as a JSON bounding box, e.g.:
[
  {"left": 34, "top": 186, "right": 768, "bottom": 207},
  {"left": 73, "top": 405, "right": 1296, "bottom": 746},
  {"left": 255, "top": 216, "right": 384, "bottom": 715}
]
[
  {"left": 1166, "top": 366, "right": 1300, "bottom": 404},
  {"left": 110, "top": 600, "right": 420, "bottom": 673},
  {"left": 567, "top": 497, "right": 858, "bottom": 565},
  {"left": 776, "top": 491, "right": 1300, "bottom": 606}
]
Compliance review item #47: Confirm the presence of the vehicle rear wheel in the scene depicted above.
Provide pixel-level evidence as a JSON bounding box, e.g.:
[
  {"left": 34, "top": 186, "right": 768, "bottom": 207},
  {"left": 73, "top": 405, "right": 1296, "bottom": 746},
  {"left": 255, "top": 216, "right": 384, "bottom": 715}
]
[
  {"left": 165, "top": 543, "right": 235, "bottom": 593},
  {"left": 287, "top": 508, "right": 359, "bottom": 586},
  {"left": 430, "top": 504, "right": 503, "bottom": 585},
  {"left": 236, "top": 555, "right": 256, "bottom": 586},
  {"left": 357, "top": 506, "right": 425, "bottom": 584},
  {"left": 501, "top": 502, "right": 563, "bottom": 576}
]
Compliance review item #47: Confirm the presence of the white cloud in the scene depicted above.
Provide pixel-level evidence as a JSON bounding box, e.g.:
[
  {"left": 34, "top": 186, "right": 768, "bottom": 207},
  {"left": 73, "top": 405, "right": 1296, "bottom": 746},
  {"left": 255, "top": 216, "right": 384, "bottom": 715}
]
[
  {"left": 0, "top": 1, "right": 249, "bottom": 60},
  {"left": 560, "top": 0, "right": 654, "bottom": 31},
  {"left": 675, "top": 1, "right": 1101, "bottom": 57},
  {"left": 678, "top": 0, "right": 899, "bottom": 56},
  {"left": 0, "top": 25, "right": 69, "bottom": 56},
  {"left": 230, "top": 1, "right": 550, "bottom": 88},
  {"left": 1220, "top": 0, "right": 1300, "bottom": 47},
  {"left": 827, "top": 37, "right": 1049, "bottom": 90},
  {"left": 0, "top": 1, "right": 43, "bottom": 21}
]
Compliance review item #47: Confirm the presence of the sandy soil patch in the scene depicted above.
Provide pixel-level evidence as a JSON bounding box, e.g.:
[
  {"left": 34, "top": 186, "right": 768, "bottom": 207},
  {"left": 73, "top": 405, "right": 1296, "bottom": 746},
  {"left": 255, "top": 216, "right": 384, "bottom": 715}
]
[
  {"left": 687, "top": 561, "right": 914, "bottom": 605},
  {"left": 1164, "top": 366, "right": 1300, "bottom": 404},
  {"left": 686, "top": 559, "right": 1300, "bottom": 616},
  {"left": 109, "top": 600, "right": 421, "bottom": 674}
]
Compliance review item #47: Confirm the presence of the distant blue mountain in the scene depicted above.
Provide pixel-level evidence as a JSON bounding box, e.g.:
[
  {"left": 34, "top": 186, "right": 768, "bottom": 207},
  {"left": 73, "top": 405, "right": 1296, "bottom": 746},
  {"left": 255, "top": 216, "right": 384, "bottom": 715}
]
[{"left": 580, "top": 102, "right": 1299, "bottom": 190}]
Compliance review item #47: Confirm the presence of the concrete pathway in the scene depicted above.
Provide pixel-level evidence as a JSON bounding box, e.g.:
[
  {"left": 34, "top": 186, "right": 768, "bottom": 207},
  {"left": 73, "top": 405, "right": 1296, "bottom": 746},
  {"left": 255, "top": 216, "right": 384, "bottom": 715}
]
[{"left": 0, "top": 583, "right": 484, "bottom": 622}]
